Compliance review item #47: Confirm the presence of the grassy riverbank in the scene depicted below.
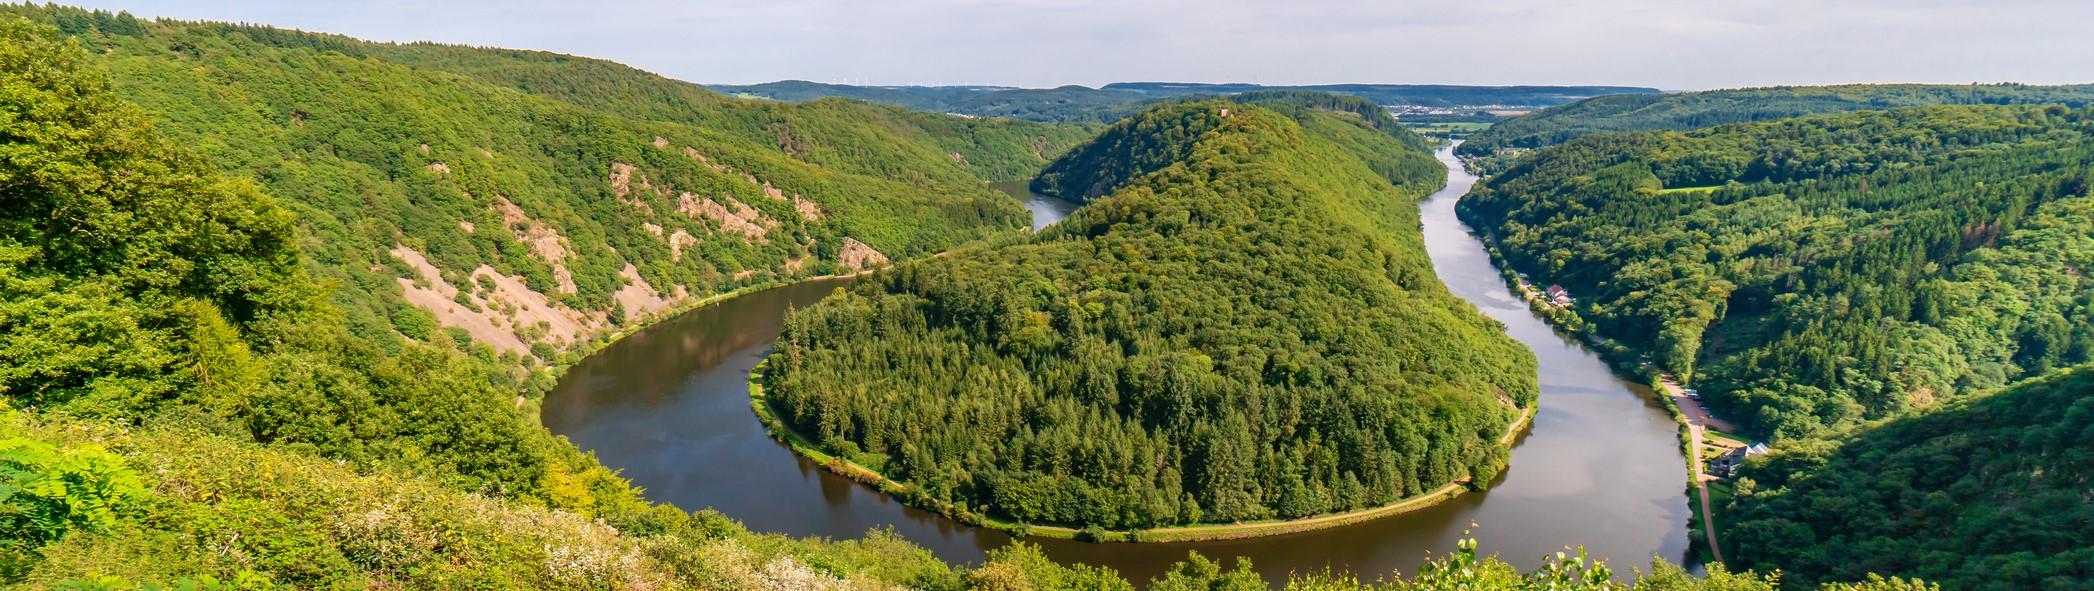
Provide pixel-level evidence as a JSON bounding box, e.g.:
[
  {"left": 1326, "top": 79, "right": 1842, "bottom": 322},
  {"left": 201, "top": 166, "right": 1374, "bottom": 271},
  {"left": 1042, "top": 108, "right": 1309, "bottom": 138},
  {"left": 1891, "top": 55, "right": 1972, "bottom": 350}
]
[{"left": 748, "top": 360, "right": 1536, "bottom": 543}]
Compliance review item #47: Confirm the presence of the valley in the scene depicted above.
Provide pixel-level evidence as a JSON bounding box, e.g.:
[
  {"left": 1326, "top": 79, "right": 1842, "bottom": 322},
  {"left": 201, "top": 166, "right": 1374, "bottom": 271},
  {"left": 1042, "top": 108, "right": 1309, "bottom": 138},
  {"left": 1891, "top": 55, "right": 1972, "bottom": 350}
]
[
  {"left": 3, "top": 4, "right": 2088, "bottom": 591},
  {"left": 542, "top": 142, "right": 1689, "bottom": 586}
]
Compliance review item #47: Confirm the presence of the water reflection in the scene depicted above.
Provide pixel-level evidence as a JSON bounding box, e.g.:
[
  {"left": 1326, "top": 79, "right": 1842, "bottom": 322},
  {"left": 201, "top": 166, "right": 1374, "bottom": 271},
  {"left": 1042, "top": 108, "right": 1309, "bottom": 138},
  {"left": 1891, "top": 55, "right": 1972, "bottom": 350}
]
[{"left": 544, "top": 148, "right": 1690, "bottom": 587}]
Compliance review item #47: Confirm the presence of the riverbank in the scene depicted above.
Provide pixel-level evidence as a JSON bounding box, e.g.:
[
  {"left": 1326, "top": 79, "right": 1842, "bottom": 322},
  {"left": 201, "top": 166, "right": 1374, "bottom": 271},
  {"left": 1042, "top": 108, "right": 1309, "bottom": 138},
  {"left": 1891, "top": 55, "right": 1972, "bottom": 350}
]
[
  {"left": 546, "top": 143, "right": 1688, "bottom": 582},
  {"left": 520, "top": 266, "right": 878, "bottom": 405},
  {"left": 529, "top": 177, "right": 1052, "bottom": 405},
  {"left": 747, "top": 360, "right": 1536, "bottom": 543},
  {"left": 1458, "top": 202, "right": 1738, "bottom": 566}
]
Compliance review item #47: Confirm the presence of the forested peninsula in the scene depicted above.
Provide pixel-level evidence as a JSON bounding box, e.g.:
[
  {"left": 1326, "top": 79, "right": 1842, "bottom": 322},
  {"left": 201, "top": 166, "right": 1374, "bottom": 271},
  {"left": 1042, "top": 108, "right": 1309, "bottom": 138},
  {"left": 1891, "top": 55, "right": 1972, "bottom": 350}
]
[
  {"left": 758, "top": 96, "right": 1538, "bottom": 535},
  {"left": 0, "top": 5, "right": 2052, "bottom": 591}
]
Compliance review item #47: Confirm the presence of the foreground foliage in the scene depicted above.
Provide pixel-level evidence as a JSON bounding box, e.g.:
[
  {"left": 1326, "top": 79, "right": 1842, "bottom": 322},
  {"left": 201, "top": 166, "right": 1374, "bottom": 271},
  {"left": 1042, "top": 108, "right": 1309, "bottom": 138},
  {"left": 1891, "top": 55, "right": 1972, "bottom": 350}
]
[
  {"left": 0, "top": 406, "right": 1930, "bottom": 591},
  {"left": 1461, "top": 105, "right": 2094, "bottom": 439},
  {"left": 763, "top": 98, "right": 1537, "bottom": 530},
  {"left": 0, "top": 12, "right": 635, "bottom": 568}
]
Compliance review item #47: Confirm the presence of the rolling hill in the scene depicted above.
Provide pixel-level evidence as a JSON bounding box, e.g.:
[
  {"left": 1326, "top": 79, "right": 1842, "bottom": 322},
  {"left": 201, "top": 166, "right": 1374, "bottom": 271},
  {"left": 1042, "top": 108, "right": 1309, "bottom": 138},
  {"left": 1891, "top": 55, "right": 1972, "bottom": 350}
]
[
  {"left": 0, "top": 6, "right": 1995, "bottom": 591},
  {"left": 10, "top": 3, "right": 1092, "bottom": 372},
  {"left": 760, "top": 95, "right": 1538, "bottom": 531}
]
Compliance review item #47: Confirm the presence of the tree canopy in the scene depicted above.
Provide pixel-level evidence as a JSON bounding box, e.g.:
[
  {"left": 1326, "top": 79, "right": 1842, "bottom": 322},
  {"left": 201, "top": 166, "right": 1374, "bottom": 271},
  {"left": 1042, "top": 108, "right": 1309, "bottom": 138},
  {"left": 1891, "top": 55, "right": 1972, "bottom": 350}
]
[
  {"left": 1726, "top": 366, "right": 2094, "bottom": 591},
  {"left": 762, "top": 98, "right": 1537, "bottom": 530},
  {"left": 4, "top": 3, "right": 1092, "bottom": 368},
  {"left": 0, "top": 7, "right": 2001, "bottom": 591},
  {"left": 1461, "top": 105, "right": 2094, "bottom": 440}
]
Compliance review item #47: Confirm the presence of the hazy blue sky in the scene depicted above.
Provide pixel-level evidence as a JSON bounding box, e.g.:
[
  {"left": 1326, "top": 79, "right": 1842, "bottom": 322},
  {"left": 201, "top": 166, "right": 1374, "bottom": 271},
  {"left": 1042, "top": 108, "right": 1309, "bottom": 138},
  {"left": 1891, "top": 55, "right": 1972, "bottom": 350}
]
[{"left": 68, "top": 0, "right": 2094, "bottom": 90}]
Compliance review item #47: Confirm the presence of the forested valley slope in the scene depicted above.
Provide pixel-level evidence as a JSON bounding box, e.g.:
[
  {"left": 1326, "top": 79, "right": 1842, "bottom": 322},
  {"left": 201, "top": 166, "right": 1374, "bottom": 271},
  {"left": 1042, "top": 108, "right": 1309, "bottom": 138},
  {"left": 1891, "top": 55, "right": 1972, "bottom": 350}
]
[
  {"left": 1725, "top": 366, "right": 2092, "bottom": 590},
  {"left": 0, "top": 6, "right": 1983, "bottom": 591},
  {"left": 1461, "top": 105, "right": 2094, "bottom": 440},
  {"left": 0, "top": 9, "right": 1096, "bottom": 589},
  {"left": 760, "top": 95, "right": 1539, "bottom": 532},
  {"left": 6, "top": 3, "right": 1092, "bottom": 381},
  {"left": 1460, "top": 103, "right": 2094, "bottom": 590}
]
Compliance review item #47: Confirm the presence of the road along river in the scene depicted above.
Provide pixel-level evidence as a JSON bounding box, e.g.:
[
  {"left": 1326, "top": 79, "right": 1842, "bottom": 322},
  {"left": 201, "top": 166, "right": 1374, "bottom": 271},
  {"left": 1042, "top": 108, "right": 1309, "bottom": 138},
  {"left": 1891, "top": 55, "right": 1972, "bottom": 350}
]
[{"left": 543, "top": 150, "right": 1690, "bottom": 585}]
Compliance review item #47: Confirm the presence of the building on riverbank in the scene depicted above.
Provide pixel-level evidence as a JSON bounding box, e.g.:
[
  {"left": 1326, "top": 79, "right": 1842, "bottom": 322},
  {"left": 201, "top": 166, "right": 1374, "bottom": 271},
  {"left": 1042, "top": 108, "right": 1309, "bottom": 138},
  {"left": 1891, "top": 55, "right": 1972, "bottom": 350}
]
[
  {"left": 1545, "top": 285, "right": 1573, "bottom": 307},
  {"left": 1710, "top": 443, "right": 1770, "bottom": 479}
]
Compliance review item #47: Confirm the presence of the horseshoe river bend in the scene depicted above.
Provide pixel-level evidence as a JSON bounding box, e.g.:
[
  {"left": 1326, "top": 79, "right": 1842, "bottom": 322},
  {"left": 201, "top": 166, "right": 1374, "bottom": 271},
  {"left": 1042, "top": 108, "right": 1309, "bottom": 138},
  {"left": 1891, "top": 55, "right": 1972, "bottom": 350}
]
[{"left": 542, "top": 145, "right": 1692, "bottom": 586}]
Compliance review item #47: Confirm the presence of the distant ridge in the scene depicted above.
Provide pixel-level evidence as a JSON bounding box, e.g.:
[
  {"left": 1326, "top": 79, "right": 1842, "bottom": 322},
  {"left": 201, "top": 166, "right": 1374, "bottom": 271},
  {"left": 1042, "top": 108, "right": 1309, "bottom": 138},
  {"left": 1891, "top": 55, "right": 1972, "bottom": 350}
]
[
  {"left": 707, "top": 80, "right": 1660, "bottom": 122},
  {"left": 1459, "top": 82, "right": 2094, "bottom": 159}
]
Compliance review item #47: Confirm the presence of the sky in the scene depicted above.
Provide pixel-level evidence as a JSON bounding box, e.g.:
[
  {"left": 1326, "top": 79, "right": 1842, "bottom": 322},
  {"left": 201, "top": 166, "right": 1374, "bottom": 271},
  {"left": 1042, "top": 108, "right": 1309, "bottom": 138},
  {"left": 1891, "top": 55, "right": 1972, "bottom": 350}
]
[{"left": 65, "top": 0, "right": 2094, "bottom": 91}]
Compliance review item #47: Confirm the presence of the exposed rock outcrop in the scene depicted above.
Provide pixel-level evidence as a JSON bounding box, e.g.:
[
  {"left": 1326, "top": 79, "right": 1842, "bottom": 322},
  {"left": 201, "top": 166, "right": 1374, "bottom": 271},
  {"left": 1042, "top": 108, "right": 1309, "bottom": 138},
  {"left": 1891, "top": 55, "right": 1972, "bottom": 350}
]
[
  {"left": 390, "top": 246, "right": 602, "bottom": 357},
  {"left": 493, "top": 195, "right": 577, "bottom": 294},
  {"left": 838, "top": 238, "right": 889, "bottom": 271}
]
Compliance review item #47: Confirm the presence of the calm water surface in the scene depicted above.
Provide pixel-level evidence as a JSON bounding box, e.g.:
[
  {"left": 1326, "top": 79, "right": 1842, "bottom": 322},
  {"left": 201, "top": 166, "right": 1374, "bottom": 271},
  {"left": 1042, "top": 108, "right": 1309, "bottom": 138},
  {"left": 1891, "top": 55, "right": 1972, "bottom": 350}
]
[
  {"left": 996, "top": 180, "right": 1082, "bottom": 231},
  {"left": 543, "top": 148, "right": 1690, "bottom": 586}
]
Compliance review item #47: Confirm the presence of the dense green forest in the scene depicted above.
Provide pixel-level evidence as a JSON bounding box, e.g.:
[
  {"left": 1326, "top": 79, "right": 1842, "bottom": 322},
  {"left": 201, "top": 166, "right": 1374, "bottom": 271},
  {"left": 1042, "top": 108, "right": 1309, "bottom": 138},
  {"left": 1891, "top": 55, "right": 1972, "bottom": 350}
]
[
  {"left": 0, "top": 16, "right": 677, "bottom": 584},
  {"left": 1033, "top": 91, "right": 1439, "bottom": 202},
  {"left": 1725, "top": 366, "right": 2093, "bottom": 591},
  {"left": 4, "top": 3, "right": 1091, "bottom": 373},
  {"left": 761, "top": 98, "right": 1538, "bottom": 531},
  {"left": 1459, "top": 84, "right": 2094, "bottom": 161},
  {"left": 0, "top": 8, "right": 1956, "bottom": 591},
  {"left": 710, "top": 80, "right": 1656, "bottom": 123},
  {"left": 1459, "top": 106, "right": 2094, "bottom": 440}
]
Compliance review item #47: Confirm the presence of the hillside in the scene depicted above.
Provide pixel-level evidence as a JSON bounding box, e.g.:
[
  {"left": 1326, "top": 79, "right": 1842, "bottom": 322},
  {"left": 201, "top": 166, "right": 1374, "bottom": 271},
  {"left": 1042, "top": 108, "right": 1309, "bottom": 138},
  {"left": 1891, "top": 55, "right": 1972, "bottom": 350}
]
[
  {"left": 0, "top": 9, "right": 1955, "bottom": 591},
  {"left": 1032, "top": 91, "right": 1439, "bottom": 202},
  {"left": 1458, "top": 105, "right": 2094, "bottom": 439},
  {"left": 710, "top": 80, "right": 1657, "bottom": 123},
  {"left": 0, "top": 17, "right": 624, "bottom": 583},
  {"left": 1458, "top": 84, "right": 2094, "bottom": 160},
  {"left": 0, "top": 14, "right": 1124, "bottom": 589},
  {"left": 1725, "top": 366, "right": 2094, "bottom": 590},
  {"left": 759, "top": 98, "right": 1538, "bottom": 532},
  {"left": 7, "top": 4, "right": 1091, "bottom": 372}
]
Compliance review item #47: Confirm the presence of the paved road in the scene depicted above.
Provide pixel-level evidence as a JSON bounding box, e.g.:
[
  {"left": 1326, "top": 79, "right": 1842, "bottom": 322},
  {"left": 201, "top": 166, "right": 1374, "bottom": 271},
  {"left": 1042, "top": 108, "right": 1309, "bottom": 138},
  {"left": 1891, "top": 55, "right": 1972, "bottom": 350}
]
[
  {"left": 1661, "top": 374, "right": 1735, "bottom": 433},
  {"left": 1659, "top": 373, "right": 1728, "bottom": 564}
]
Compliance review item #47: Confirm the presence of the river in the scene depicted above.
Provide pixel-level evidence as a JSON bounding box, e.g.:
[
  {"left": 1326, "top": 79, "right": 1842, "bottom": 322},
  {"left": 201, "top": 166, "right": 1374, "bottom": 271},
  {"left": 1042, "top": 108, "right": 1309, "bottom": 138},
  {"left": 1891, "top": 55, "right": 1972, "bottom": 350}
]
[
  {"left": 541, "top": 148, "right": 1691, "bottom": 586},
  {"left": 999, "top": 180, "right": 1081, "bottom": 231}
]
